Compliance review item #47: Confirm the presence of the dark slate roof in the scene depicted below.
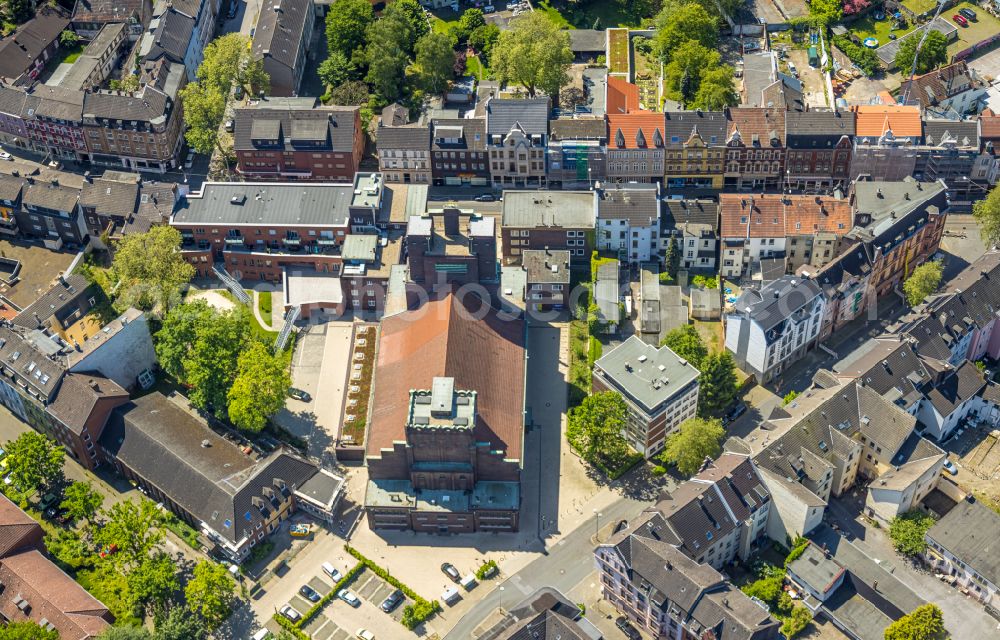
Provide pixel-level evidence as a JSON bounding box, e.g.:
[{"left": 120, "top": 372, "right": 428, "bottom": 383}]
[
  {"left": 0, "top": 175, "right": 24, "bottom": 203},
  {"left": 732, "top": 276, "right": 821, "bottom": 333},
  {"left": 485, "top": 97, "right": 551, "bottom": 137},
  {"left": 663, "top": 111, "right": 727, "bottom": 147},
  {"left": 149, "top": 8, "right": 194, "bottom": 62},
  {"left": 12, "top": 274, "right": 94, "bottom": 330},
  {"left": 597, "top": 183, "right": 658, "bottom": 226},
  {"left": 123, "top": 181, "right": 176, "bottom": 234},
  {"left": 22, "top": 180, "right": 81, "bottom": 213},
  {"left": 923, "top": 118, "right": 978, "bottom": 148},
  {"left": 785, "top": 110, "right": 855, "bottom": 148},
  {"left": 83, "top": 85, "right": 171, "bottom": 123},
  {"left": 568, "top": 29, "right": 606, "bottom": 52},
  {"left": 661, "top": 199, "right": 719, "bottom": 233},
  {"left": 376, "top": 124, "right": 430, "bottom": 151},
  {"left": 251, "top": 0, "right": 312, "bottom": 70},
  {"left": 100, "top": 392, "right": 321, "bottom": 546},
  {"left": 0, "top": 325, "right": 67, "bottom": 400},
  {"left": 0, "top": 86, "right": 27, "bottom": 118},
  {"left": 834, "top": 338, "right": 931, "bottom": 410},
  {"left": 927, "top": 500, "right": 1000, "bottom": 587},
  {"left": 0, "top": 7, "right": 70, "bottom": 81},
  {"left": 925, "top": 361, "right": 986, "bottom": 417},
  {"left": 72, "top": 0, "right": 149, "bottom": 24},
  {"left": 431, "top": 118, "right": 486, "bottom": 151},
  {"left": 30, "top": 86, "right": 85, "bottom": 122},
  {"left": 45, "top": 371, "right": 127, "bottom": 435},
  {"left": 233, "top": 99, "right": 360, "bottom": 153},
  {"left": 548, "top": 117, "right": 607, "bottom": 141},
  {"left": 81, "top": 178, "right": 139, "bottom": 218}
]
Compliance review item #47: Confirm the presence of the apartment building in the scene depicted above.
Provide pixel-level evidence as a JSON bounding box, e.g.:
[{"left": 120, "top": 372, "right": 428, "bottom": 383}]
[
  {"left": 595, "top": 512, "right": 780, "bottom": 640},
  {"left": 899, "top": 61, "right": 987, "bottom": 118},
  {"left": 595, "top": 182, "right": 659, "bottom": 264},
  {"left": 25, "top": 86, "right": 89, "bottom": 162},
  {"left": 15, "top": 178, "right": 87, "bottom": 249},
  {"left": 58, "top": 23, "right": 128, "bottom": 92},
  {"left": 364, "top": 295, "right": 525, "bottom": 533},
  {"left": 501, "top": 190, "right": 595, "bottom": 266},
  {"left": 925, "top": 500, "right": 1000, "bottom": 605},
  {"left": 250, "top": 0, "right": 314, "bottom": 96},
  {"left": 405, "top": 206, "right": 497, "bottom": 285},
  {"left": 725, "top": 108, "right": 786, "bottom": 190},
  {"left": 662, "top": 109, "right": 727, "bottom": 191},
  {"left": 485, "top": 97, "right": 550, "bottom": 187},
  {"left": 592, "top": 336, "right": 700, "bottom": 458},
  {"left": 917, "top": 118, "right": 984, "bottom": 208},
  {"left": 661, "top": 199, "right": 718, "bottom": 272},
  {"left": 233, "top": 98, "right": 364, "bottom": 181},
  {"left": 430, "top": 117, "right": 489, "bottom": 186},
  {"left": 0, "top": 7, "right": 70, "bottom": 86},
  {"left": 71, "top": 0, "right": 153, "bottom": 41},
  {"left": 546, "top": 117, "right": 606, "bottom": 189},
  {"left": 850, "top": 105, "right": 922, "bottom": 182},
  {"left": 725, "top": 276, "right": 824, "bottom": 384},
  {"left": 606, "top": 112, "right": 665, "bottom": 184},
  {"left": 784, "top": 110, "right": 854, "bottom": 191},
  {"left": 377, "top": 119, "right": 432, "bottom": 184},
  {"left": 100, "top": 391, "right": 343, "bottom": 561},
  {"left": 522, "top": 249, "right": 570, "bottom": 310}
]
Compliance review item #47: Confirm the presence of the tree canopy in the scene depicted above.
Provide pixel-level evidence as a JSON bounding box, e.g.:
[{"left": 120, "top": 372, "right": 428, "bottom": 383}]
[
  {"left": 698, "top": 351, "right": 738, "bottom": 417},
  {"left": 903, "top": 260, "right": 943, "bottom": 307},
  {"left": 4, "top": 431, "right": 63, "bottom": 493},
  {"left": 318, "top": 51, "right": 354, "bottom": 89},
  {"left": 227, "top": 341, "right": 291, "bottom": 432},
  {"left": 808, "top": 0, "right": 843, "bottom": 25},
  {"left": 112, "top": 226, "right": 195, "bottom": 312},
  {"left": 365, "top": 4, "right": 413, "bottom": 100},
  {"left": 125, "top": 552, "right": 179, "bottom": 615},
  {"left": 653, "top": 3, "right": 718, "bottom": 62},
  {"left": 185, "top": 561, "right": 237, "bottom": 630},
  {"left": 664, "top": 41, "right": 721, "bottom": 105},
  {"left": 660, "top": 417, "right": 725, "bottom": 476},
  {"left": 567, "top": 391, "right": 633, "bottom": 472},
  {"left": 93, "top": 499, "right": 166, "bottom": 571},
  {"left": 325, "top": 0, "right": 374, "bottom": 59},
  {"left": 894, "top": 30, "right": 948, "bottom": 75},
  {"left": 973, "top": 182, "right": 1000, "bottom": 248},
  {"left": 889, "top": 510, "right": 936, "bottom": 556},
  {"left": 60, "top": 481, "right": 104, "bottom": 524},
  {"left": 781, "top": 605, "right": 813, "bottom": 639},
  {"left": 155, "top": 607, "right": 208, "bottom": 640},
  {"left": 660, "top": 325, "right": 708, "bottom": 369},
  {"left": 693, "top": 66, "right": 738, "bottom": 110},
  {"left": 0, "top": 621, "right": 60, "bottom": 640},
  {"left": 491, "top": 12, "right": 573, "bottom": 98},
  {"left": 884, "top": 603, "right": 946, "bottom": 640},
  {"left": 416, "top": 31, "right": 457, "bottom": 94}
]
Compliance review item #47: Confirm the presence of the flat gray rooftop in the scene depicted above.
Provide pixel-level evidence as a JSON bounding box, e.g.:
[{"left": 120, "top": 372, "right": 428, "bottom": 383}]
[
  {"left": 502, "top": 191, "right": 595, "bottom": 228},
  {"left": 174, "top": 182, "right": 356, "bottom": 227},
  {"left": 594, "top": 335, "right": 700, "bottom": 414}
]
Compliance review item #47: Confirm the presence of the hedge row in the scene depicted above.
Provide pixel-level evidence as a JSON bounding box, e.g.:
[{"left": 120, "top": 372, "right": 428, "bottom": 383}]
[
  {"left": 293, "top": 561, "right": 365, "bottom": 630},
  {"left": 832, "top": 35, "right": 881, "bottom": 76},
  {"left": 344, "top": 545, "right": 441, "bottom": 630},
  {"left": 274, "top": 614, "right": 309, "bottom": 638},
  {"left": 475, "top": 559, "right": 498, "bottom": 580}
]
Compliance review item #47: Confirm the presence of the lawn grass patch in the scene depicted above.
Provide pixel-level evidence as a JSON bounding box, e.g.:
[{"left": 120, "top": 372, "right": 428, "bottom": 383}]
[
  {"left": 163, "top": 513, "right": 201, "bottom": 550},
  {"left": 258, "top": 290, "right": 272, "bottom": 324},
  {"left": 848, "top": 14, "right": 915, "bottom": 47},
  {"left": 535, "top": 0, "right": 575, "bottom": 29},
  {"left": 902, "top": 0, "right": 937, "bottom": 15},
  {"left": 608, "top": 28, "right": 630, "bottom": 74},
  {"left": 61, "top": 44, "right": 84, "bottom": 64},
  {"left": 466, "top": 54, "right": 485, "bottom": 81}
]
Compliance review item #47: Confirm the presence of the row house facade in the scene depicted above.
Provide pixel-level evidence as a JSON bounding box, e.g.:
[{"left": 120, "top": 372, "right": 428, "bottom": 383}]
[
  {"left": 501, "top": 190, "right": 596, "bottom": 266},
  {"left": 430, "top": 117, "right": 490, "bottom": 186},
  {"left": 605, "top": 112, "right": 665, "bottom": 184},
  {"left": 725, "top": 108, "right": 786, "bottom": 190},
  {"left": 486, "top": 97, "right": 550, "bottom": 187},
  {"left": 662, "top": 109, "right": 727, "bottom": 192},
  {"left": 784, "top": 110, "right": 854, "bottom": 191},
  {"left": 376, "top": 121, "right": 431, "bottom": 184},
  {"left": 546, "top": 117, "right": 607, "bottom": 189},
  {"left": 850, "top": 105, "right": 923, "bottom": 182},
  {"left": 595, "top": 182, "right": 659, "bottom": 264}
]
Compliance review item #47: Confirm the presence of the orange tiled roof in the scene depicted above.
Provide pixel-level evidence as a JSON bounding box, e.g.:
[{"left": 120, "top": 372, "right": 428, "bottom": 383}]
[
  {"left": 608, "top": 112, "right": 665, "bottom": 149},
  {"left": 852, "top": 105, "right": 922, "bottom": 138},
  {"left": 720, "top": 193, "right": 852, "bottom": 239},
  {"left": 980, "top": 112, "right": 1000, "bottom": 139},
  {"left": 606, "top": 76, "right": 640, "bottom": 115}
]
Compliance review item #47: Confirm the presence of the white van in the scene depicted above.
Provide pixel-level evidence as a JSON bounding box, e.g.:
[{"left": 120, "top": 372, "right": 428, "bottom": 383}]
[
  {"left": 322, "top": 562, "right": 342, "bottom": 582},
  {"left": 441, "top": 586, "right": 461, "bottom": 605},
  {"left": 252, "top": 629, "right": 272, "bottom": 640}
]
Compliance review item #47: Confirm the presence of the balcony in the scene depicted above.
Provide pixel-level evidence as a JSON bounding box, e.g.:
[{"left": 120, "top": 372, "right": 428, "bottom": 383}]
[
  {"left": 224, "top": 236, "right": 245, "bottom": 245},
  {"left": 282, "top": 236, "right": 301, "bottom": 246}
]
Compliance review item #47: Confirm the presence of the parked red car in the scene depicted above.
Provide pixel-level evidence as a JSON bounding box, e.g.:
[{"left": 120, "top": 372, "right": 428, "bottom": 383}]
[{"left": 953, "top": 14, "right": 969, "bottom": 26}]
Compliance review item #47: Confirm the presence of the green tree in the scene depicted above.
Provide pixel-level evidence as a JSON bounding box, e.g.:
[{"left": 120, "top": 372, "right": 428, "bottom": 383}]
[
  {"left": 228, "top": 341, "right": 291, "bottom": 432},
  {"left": 664, "top": 239, "right": 681, "bottom": 282},
  {"left": 884, "top": 603, "right": 946, "bottom": 640},
  {"left": 973, "top": 182, "right": 1000, "bottom": 248},
  {"left": 693, "top": 66, "right": 739, "bottom": 110},
  {"left": 199, "top": 33, "right": 269, "bottom": 97},
  {"left": 904, "top": 260, "right": 943, "bottom": 306},
  {"left": 664, "top": 40, "right": 720, "bottom": 104},
  {"left": 740, "top": 566, "right": 785, "bottom": 605},
  {"left": 894, "top": 30, "right": 948, "bottom": 75},
  {"left": 469, "top": 23, "right": 501, "bottom": 63},
  {"left": 94, "top": 499, "right": 166, "bottom": 570},
  {"left": 566, "top": 391, "right": 632, "bottom": 471},
  {"left": 5, "top": 0, "right": 31, "bottom": 23},
  {"left": 4, "top": 431, "right": 63, "bottom": 492},
  {"left": 781, "top": 605, "right": 813, "bottom": 639},
  {"left": 698, "top": 351, "right": 738, "bottom": 417},
  {"left": 457, "top": 8, "right": 486, "bottom": 42},
  {"left": 808, "top": 0, "right": 842, "bottom": 24},
  {"left": 491, "top": 11, "right": 573, "bottom": 98},
  {"left": 60, "top": 481, "right": 104, "bottom": 523},
  {"left": 45, "top": 528, "right": 93, "bottom": 571},
  {"left": 97, "top": 628, "right": 155, "bottom": 640},
  {"left": 416, "top": 32, "right": 456, "bottom": 93},
  {"left": 653, "top": 3, "right": 717, "bottom": 62},
  {"left": 185, "top": 561, "right": 237, "bottom": 630},
  {"left": 660, "top": 417, "right": 725, "bottom": 476},
  {"left": 328, "top": 80, "right": 371, "bottom": 106},
  {"left": 110, "top": 74, "right": 141, "bottom": 93},
  {"left": 390, "top": 0, "right": 430, "bottom": 47},
  {"left": 126, "top": 552, "right": 179, "bottom": 614},
  {"left": 366, "top": 7, "right": 412, "bottom": 100},
  {"left": 0, "top": 621, "right": 59, "bottom": 640},
  {"left": 178, "top": 82, "right": 227, "bottom": 155},
  {"left": 782, "top": 390, "right": 800, "bottom": 406},
  {"left": 660, "top": 325, "right": 708, "bottom": 369},
  {"left": 325, "top": 0, "right": 374, "bottom": 58},
  {"left": 112, "top": 226, "right": 195, "bottom": 312},
  {"left": 888, "top": 510, "right": 936, "bottom": 556},
  {"left": 318, "top": 51, "right": 353, "bottom": 90},
  {"left": 60, "top": 29, "right": 80, "bottom": 47},
  {"left": 155, "top": 606, "right": 208, "bottom": 640}
]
